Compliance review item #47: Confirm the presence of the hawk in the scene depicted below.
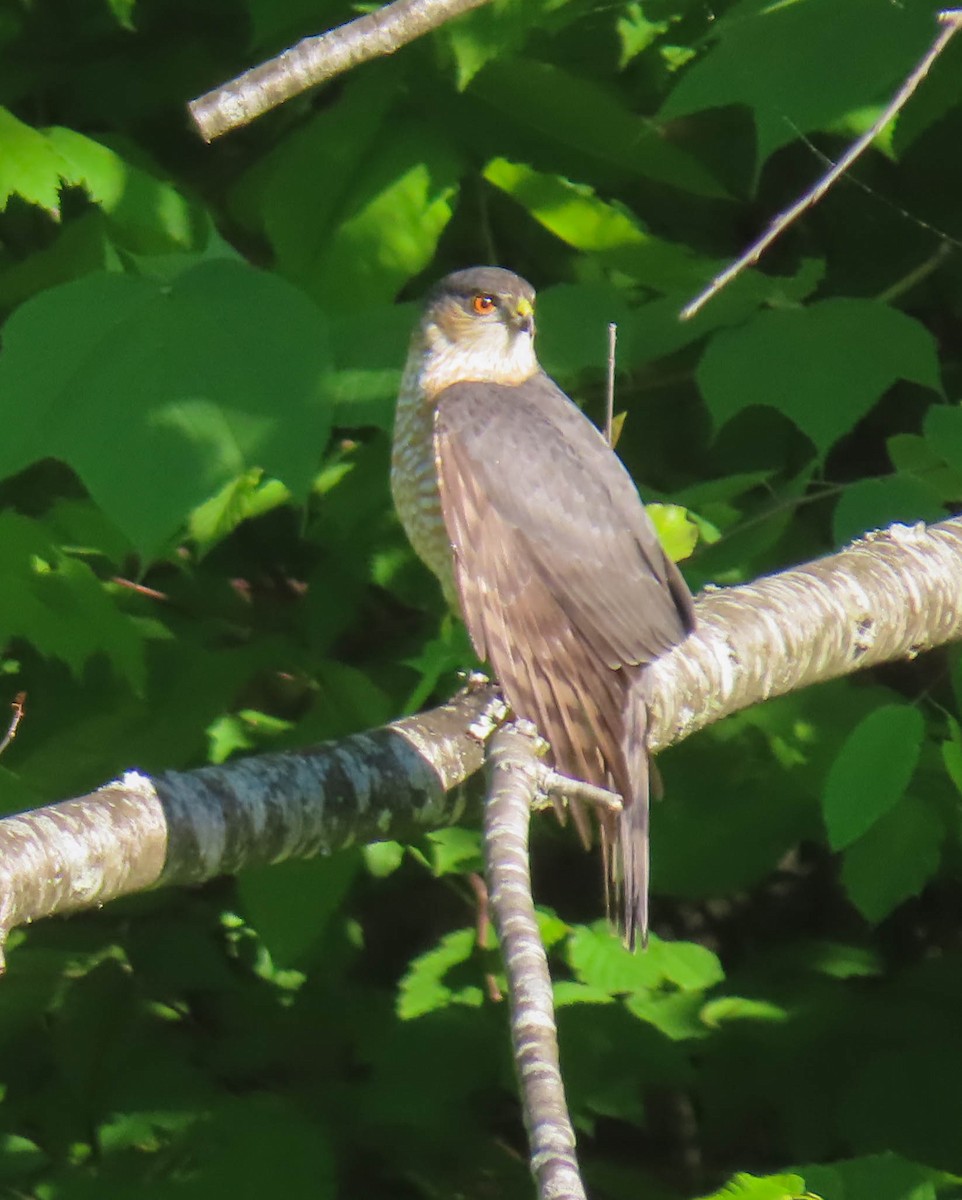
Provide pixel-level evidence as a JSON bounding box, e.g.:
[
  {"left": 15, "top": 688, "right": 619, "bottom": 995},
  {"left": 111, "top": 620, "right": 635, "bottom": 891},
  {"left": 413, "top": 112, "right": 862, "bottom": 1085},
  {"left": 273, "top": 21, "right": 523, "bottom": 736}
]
[{"left": 392, "top": 266, "right": 694, "bottom": 947}]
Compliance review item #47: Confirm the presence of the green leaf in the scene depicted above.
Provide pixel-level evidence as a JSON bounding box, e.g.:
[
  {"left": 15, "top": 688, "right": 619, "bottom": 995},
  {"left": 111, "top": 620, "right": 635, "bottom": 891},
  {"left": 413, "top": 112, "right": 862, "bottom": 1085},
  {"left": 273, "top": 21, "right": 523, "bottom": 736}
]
[
  {"left": 425, "top": 827, "right": 484, "bottom": 876},
  {"left": 887, "top": 430, "right": 962, "bottom": 502},
  {"left": 44, "top": 126, "right": 201, "bottom": 252},
  {"left": 841, "top": 795, "right": 942, "bottom": 923},
  {"left": 822, "top": 704, "right": 925, "bottom": 851},
  {"left": 471, "top": 58, "right": 727, "bottom": 197},
  {"left": 700, "top": 996, "right": 789, "bottom": 1028},
  {"left": 801, "top": 1151, "right": 952, "bottom": 1200},
  {"left": 554, "top": 981, "right": 615, "bottom": 1007},
  {"left": 0, "top": 512, "right": 146, "bottom": 687},
  {"left": 567, "top": 924, "right": 723, "bottom": 994},
  {"left": 187, "top": 471, "right": 291, "bottom": 553},
  {"left": 0, "top": 261, "right": 331, "bottom": 558},
  {"left": 0, "top": 1134, "right": 49, "bottom": 1180},
  {"left": 397, "top": 928, "right": 483, "bottom": 1019},
  {"left": 696, "top": 1173, "right": 811, "bottom": 1200},
  {"left": 0, "top": 212, "right": 123, "bottom": 310},
  {"left": 942, "top": 718, "right": 962, "bottom": 799},
  {"left": 442, "top": 0, "right": 536, "bottom": 89},
  {"left": 923, "top": 405, "right": 962, "bottom": 477},
  {"left": 832, "top": 476, "right": 945, "bottom": 546},
  {"left": 305, "top": 122, "right": 460, "bottom": 310},
  {"left": 326, "top": 301, "right": 416, "bottom": 428},
  {"left": 840, "top": 1048, "right": 962, "bottom": 1173},
  {"left": 626, "top": 990, "right": 711, "bottom": 1040},
  {"left": 616, "top": 2, "right": 670, "bottom": 68},
  {"left": 627, "top": 258, "right": 825, "bottom": 362},
  {"left": 661, "top": 0, "right": 936, "bottom": 172},
  {"left": 0, "top": 107, "right": 69, "bottom": 212},
  {"left": 0, "top": 110, "right": 202, "bottom": 253},
  {"left": 699, "top": 300, "right": 941, "bottom": 456},
  {"left": 484, "top": 158, "right": 712, "bottom": 290},
  {"left": 787, "top": 940, "right": 884, "bottom": 980},
  {"left": 535, "top": 282, "right": 635, "bottom": 380},
  {"left": 648, "top": 503, "right": 699, "bottom": 562},
  {"left": 363, "top": 841, "right": 405, "bottom": 877},
  {"left": 238, "top": 853, "right": 361, "bottom": 968},
  {"left": 105, "top": 0, "right": 137, "bottom": 29}
]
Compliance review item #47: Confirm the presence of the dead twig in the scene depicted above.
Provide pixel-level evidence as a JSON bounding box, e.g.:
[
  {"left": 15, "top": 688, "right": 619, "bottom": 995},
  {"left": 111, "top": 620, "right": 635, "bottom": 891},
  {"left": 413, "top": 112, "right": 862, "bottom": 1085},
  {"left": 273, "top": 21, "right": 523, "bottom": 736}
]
[{"left": 0, "top": 693, "right": 25, "bottom": 758}]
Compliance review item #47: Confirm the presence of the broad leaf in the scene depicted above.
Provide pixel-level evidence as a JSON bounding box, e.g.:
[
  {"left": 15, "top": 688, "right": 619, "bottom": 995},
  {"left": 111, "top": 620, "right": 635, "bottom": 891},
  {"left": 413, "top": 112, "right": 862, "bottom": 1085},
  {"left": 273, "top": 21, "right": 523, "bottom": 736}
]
[
  {"left": 0, "top": 261, "right": 331, "bottom": 557},
  {"left": 823, "top": 704, "right": 925, "bottom": 850},
  {"left": 699, "top": 300, "right": 941, "bottom": 456}
]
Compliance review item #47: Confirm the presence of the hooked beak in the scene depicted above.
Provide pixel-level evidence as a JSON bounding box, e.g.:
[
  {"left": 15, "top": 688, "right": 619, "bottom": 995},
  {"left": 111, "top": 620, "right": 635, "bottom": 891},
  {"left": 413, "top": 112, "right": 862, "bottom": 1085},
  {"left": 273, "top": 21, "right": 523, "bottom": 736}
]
[{"left": 513, "top": 297, "right": 535, "bottom": 335}]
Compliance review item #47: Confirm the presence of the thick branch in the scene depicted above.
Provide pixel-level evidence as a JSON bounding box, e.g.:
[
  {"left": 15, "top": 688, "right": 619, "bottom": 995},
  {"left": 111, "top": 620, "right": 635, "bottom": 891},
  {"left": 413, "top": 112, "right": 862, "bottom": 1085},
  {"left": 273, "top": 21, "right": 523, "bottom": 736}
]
[
  {"left": 189, "top": 0, "right": 493, "bottom": 141},
  {"left": 485, "top": 723, "right": 586, "bottom": 1200},
  {"left": 646, "top": 518, "right": 962, "bottom": 751},
  {"left": 0, "top": 684, "right": 502, "bottom": 968},
  {"left": 2, "top": 516, "right": 962, "bottom": 953}
]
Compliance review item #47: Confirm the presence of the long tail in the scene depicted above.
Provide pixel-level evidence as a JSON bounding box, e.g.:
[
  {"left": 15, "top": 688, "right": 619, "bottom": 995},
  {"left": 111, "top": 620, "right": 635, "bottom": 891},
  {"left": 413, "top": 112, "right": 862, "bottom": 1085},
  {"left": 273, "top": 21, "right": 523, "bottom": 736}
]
[{"left": 618, "top": 682, "right": 651, "bottom": 950}]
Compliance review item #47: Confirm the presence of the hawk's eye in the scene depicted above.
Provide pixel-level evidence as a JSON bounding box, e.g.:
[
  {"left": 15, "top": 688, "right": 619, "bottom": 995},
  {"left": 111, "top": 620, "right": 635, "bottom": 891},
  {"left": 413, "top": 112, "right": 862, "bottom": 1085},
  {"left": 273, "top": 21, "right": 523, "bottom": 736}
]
[{"left": 471, "top": 294, "right": 497, "bottom": 315}]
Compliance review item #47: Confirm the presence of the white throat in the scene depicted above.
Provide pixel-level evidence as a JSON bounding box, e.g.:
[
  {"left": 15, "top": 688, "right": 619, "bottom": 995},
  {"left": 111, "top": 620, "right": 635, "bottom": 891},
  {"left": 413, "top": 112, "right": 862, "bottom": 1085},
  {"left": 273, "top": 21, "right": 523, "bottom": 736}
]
[{"left": 412, "top": 320, "right": 539, "bottom": 398}]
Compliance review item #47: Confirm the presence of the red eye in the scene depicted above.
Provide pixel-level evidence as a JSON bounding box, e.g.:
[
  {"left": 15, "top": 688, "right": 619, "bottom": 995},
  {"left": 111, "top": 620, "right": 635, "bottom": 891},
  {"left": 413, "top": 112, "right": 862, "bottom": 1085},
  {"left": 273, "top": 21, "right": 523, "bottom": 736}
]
[{"left": 472, "top": 294, "right": 497, "bottom": 315}]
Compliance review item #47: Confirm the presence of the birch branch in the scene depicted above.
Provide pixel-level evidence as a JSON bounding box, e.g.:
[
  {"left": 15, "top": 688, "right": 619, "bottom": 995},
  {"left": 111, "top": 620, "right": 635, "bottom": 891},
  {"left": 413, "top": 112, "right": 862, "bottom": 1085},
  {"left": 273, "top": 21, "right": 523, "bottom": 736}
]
[
  {"left": 189, "top": 0, "right": 493, "bottom": 141},
  {"left": 2, "top": 515, "right": 962, "bottom": 956},
  {"left": 484, "top": 722, "right": 586, "bottom": 1200},
  {"left": 646, "top": 518, "right": 962, "bottom": 751},
  {"left": 0, "top": 683, "right": 503, "bottom": 970}
]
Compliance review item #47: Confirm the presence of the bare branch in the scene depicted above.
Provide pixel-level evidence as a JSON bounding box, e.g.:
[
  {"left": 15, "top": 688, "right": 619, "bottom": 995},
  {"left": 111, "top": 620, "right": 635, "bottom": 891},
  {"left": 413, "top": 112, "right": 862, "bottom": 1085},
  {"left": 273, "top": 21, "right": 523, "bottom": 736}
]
[
  {"left": 604, "top": 322, "right": 617, "bottom": 447},
  {"left": 680, "top": 9, "right": 962, "bottom": 321},
  {"left": 3, "top": 516, "right": 962, "bottom": 954},
  {"left": 485, "top": 721, "right": 586, "bottom": 1200},
  {"left": 0, "top": 692, "right": 25, "bottom": 759},
  {"left": 189, "top": 0, "right": 493, "bottom": 141}
]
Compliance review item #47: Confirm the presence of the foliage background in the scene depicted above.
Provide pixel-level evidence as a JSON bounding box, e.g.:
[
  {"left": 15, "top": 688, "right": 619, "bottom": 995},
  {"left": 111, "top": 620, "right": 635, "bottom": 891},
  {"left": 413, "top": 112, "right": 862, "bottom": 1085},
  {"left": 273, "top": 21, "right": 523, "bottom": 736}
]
[{"left": 2, "top": 0, "right": 962, "bottom": 1196}]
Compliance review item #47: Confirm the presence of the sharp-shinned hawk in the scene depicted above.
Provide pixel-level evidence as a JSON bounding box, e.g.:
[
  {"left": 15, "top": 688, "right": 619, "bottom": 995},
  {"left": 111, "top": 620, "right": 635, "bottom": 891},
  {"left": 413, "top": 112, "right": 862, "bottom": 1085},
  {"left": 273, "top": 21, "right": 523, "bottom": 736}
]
[{"left": 392, "top": 266, "right": 695, "bottom": 947}]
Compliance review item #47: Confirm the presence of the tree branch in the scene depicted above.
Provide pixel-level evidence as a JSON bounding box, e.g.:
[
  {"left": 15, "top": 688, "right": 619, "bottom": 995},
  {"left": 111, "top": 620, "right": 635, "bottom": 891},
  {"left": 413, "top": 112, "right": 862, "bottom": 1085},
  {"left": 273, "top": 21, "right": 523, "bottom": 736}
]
[
  {"left": 646, "top": 518, "right": 962, "bottom": 751},
  {"left": 188, "top": 0, "right": 494, "bottom": 142},
  {"left": 485, "top": 722, "right": 586, "bottom": 1200},
  {"left": 2, "top": 516, "right": 962, "bottom": 958},
  {"left": 0, "top": 682, "right": 502, "bottom": 970}
]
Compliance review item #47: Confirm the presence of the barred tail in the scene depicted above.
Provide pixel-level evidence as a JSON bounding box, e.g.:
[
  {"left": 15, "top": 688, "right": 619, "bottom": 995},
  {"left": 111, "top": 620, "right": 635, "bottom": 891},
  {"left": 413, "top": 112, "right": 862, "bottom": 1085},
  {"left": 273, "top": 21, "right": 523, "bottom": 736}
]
[{"left": 618, "top": 682, "right": 652, "bottom": 950}]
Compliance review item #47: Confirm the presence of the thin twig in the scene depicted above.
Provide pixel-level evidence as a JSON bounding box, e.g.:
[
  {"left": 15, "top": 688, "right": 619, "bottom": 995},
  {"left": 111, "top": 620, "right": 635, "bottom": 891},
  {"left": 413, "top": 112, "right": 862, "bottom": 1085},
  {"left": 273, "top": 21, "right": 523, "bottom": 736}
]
[
  {"left": 605, "top": 322, "right": 617, "bottom": 446},
  {"left": 875, "top": 241, "right": 955, "bottom": 305},
  {"left": 189, "top": 0, "right": 494, "bottom": 141},
  {"left": 484, "top": 722, "right": 587, "bottom": 1200},
  {"left": 539, "top": 768, "right": 623, "bottom": 816},
  {"left": 680, "top": 8, "right": 962, "bottom": 321},
  {"left": 0, "top": 693, "right": 25, "bottom": 758}
]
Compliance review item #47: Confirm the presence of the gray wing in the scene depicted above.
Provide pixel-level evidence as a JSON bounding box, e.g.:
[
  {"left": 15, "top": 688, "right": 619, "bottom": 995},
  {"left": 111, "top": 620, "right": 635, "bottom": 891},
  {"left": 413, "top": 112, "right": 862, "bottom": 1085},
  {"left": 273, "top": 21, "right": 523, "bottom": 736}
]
[
  {"left": 434, "top": 372, "right": 694, "bottom": 948},
  {"left": 434, "top": 371, "right": 694, "bottom": 676}
]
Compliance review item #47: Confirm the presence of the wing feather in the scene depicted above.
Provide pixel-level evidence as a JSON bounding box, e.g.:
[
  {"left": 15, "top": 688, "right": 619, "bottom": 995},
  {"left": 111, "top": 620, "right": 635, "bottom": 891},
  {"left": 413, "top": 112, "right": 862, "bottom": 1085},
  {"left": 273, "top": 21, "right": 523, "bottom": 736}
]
[{"left": 433, "top": 372, "right": 693, "bottom": 946}]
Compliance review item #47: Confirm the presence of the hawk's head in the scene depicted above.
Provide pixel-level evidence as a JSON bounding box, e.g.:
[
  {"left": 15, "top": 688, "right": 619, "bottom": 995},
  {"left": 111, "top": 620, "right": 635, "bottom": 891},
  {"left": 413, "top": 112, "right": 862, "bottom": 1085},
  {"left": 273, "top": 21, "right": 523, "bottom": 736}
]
[{"left": 415, "top": 267, "right": 539, "bottom": 394}]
